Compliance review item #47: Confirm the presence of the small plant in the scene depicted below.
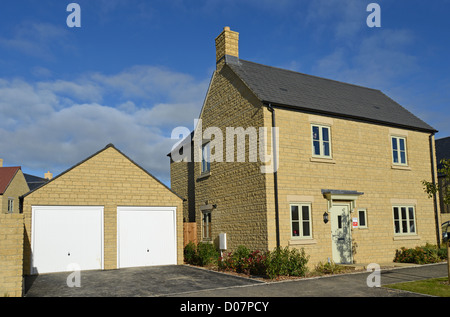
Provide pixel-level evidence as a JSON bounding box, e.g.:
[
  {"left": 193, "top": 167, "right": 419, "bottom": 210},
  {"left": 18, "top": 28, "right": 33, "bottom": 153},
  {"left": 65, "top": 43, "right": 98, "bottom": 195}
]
[{"left": 314, "top": 261, "right": 346, "bottom": 275}]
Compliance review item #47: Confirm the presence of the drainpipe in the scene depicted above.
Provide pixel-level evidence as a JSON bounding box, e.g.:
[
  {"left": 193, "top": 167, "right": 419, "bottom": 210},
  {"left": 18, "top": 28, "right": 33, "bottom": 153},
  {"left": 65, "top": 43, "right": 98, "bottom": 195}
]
[
  {"left": 429, "top": 133, "right": 441, "bottom": 248},
  {"left": 266, "top": 103, "right": 280, "bottom": 248}
]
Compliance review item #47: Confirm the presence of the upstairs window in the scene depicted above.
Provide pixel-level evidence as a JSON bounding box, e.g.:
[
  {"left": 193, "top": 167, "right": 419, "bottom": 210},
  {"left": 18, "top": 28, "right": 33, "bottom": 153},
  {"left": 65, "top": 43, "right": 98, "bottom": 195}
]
[
  {"left": 201, "top": 142, "right": 211, "bottom": 174},
  {"left": 7, "top": 198, "right": 14, "bottom": 213},
  {"left": 391, "top": 136, "right": 408, "bottom": 165},
  {"left": 312, "top": 124, "right": 332, "bottom": 158}
]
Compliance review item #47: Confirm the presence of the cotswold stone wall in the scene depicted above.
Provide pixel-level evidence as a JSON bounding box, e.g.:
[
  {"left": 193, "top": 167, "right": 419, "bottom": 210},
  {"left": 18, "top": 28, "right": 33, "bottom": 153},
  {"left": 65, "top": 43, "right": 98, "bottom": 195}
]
[{"left": 0, "top": 213, "right": 24, "bottom": 297}]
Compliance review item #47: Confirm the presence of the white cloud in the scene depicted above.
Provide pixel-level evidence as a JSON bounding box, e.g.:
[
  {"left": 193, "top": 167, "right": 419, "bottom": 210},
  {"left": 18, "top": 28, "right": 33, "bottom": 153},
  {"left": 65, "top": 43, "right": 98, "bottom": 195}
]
[{"left": 0, "top": 65, "right": 207, "bottom": 184}]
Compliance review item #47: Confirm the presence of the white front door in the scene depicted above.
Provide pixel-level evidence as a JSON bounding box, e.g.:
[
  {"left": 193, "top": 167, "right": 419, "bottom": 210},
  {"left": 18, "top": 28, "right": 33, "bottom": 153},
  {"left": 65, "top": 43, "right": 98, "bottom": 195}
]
[
  {"left": 330, "top": 204, "right": 353, "bottom": 264},
  {"left": 31, "top": 206, "right": 104, "bottom": 274},
  {"left": 117, "top": 207, "right": 177, "bottom": 268}
]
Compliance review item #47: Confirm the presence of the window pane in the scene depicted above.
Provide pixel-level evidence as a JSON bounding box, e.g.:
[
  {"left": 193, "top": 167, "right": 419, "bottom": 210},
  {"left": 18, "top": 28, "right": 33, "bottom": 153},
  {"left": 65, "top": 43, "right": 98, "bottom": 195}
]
[
  {"left": 395, "top": 221, "right": 400, "bottom": 233},
  {"left": 402, "top": 220, "right": 408, "bottom": 233},
  {"left": 392, "top": 137, "right": 398, "bottom": 150},
  {"left": 408, "top": 207, "right": 414, "bottom": 220},
  {"left": 399, "top": 138, "right": 405, "bottom": 151},
  {"left": 401, "top": 207, "right": 407, "bottom": 220},
  {"left": 292, "top": 222, "right": 300, "bottom": 237},
  {"left": 338, "top": 215, "right": 342, "bottom": 229},
  {"left": 303, "top": 221, "right": 310, "bottom": 237},
  {"left": 322, "top": 127, "right": 329, "bottom": 141},
  {"left": 400, "top": 151, "right": 406, "bottom": 164},
  {"left": 359, "top": 210, "right": 366, "bottom": 227},
  {"left": 312, "top": 126, "right": 319, "bottom": 140},
  {"left": 409, "top": 221, "right": 415, "bottom": 233},
  {"left": 323, "top": 142, "right": 330, "bottom": 157},
  {"left": 202, "top": 143, "right": 211, "bottom": 172},
  {"left": 302, "top": 206, "right": 309, "bottom": 221},
  {"left": 291, "top": 206, "right": 299, "bottom": 221},
  {"left": 313, "top": 141, "right": 320, "bottom": 155},
  {"left": 393, "top": 207, "right": 399, "bottom": 220},
  {"left": 393, "top": 150, "right": 399, "bottom": 163}
]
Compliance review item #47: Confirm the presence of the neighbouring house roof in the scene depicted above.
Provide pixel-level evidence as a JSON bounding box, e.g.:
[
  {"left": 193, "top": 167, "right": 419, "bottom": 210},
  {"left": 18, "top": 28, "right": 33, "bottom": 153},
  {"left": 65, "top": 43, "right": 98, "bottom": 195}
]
[
  {"left": 0, "top": 167, "right": 21, "bottom": 195},
  {"left": 436, "top": 136, "right": 450, "bottom": 171},
  {"left": 24, "top": 173, "right": 48, "bottom": 191},
  {"left": 225, "top": 57, "right": 437, "bottom": 133}
]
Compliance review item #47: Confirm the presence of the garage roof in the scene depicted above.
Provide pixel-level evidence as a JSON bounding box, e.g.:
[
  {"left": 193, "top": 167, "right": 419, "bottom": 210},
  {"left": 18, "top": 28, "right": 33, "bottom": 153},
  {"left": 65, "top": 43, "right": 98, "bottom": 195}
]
[{"left": 22, "top": 144, "right": 184, "bottom": 200}]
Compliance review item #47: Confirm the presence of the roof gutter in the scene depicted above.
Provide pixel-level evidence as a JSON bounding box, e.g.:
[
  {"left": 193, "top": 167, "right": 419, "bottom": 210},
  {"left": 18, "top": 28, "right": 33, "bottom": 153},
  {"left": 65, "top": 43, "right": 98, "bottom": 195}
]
[
  {"left": 261, "top": 100, "right": 438, "bottom": 134},
  {"left": 429, "top": 133, "right": 441, "bottom": 247},
  {"left": 266, "top": 103, "right": 280, "bottom": 248}
]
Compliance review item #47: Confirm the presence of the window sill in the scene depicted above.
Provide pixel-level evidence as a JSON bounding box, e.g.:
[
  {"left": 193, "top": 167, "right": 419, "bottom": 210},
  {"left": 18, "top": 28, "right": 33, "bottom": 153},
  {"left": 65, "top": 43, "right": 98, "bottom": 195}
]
[
  {"left": 310, "top": 157, "right": 336, "bottom": 164},
  {"left": 289, "top": 238, "right": 317, "bottom": 246},
  {"left": 391, "top": 165, "right": 411, "bottom": 171},
  {"left": 197, "top": 171, "right": 211, "bottom": 180},
  {"left": 393, "top": 235, "right": 420, "bottom": 241}
]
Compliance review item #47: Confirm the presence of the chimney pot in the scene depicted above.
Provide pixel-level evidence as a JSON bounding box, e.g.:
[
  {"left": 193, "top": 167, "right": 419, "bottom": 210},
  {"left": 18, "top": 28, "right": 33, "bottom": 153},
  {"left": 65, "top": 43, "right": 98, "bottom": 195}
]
[{"left": 0, "top": 159, "right": 3, "bottom": 167}]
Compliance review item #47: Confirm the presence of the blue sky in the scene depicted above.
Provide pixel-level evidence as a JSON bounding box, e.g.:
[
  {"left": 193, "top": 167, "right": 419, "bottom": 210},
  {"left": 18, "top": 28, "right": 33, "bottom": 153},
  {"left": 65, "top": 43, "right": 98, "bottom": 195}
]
[{"left": 0, "top": 0, "right": 449, "bottom": 185}]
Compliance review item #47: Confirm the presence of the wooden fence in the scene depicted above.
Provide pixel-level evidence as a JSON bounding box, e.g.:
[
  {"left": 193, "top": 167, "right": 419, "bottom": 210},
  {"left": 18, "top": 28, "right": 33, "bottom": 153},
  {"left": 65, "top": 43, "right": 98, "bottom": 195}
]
[{"left": 183, "top": 222, "right": 197, "bottom": 247}]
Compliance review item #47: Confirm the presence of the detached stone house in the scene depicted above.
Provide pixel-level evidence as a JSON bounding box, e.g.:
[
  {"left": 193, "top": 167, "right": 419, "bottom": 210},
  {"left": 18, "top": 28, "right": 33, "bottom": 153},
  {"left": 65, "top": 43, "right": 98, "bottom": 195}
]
[
  {"left": 0, "top": 160, "right": 30, "bottom": 214},
  {"left": 170, "top": 27, "right": 441, "bottom": 265}
]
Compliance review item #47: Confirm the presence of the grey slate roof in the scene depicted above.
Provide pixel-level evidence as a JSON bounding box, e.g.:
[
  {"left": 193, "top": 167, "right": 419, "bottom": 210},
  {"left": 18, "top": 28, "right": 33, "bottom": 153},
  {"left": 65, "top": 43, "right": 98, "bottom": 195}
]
[{"left": 225, "top": 57, "right": 436, "bottom": 133}]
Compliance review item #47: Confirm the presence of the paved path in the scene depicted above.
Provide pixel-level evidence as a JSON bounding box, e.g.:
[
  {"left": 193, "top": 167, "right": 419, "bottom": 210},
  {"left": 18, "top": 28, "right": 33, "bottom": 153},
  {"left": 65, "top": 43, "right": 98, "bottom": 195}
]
[{"left": 170, "top": 263, "right": 448, "bottom": 297}]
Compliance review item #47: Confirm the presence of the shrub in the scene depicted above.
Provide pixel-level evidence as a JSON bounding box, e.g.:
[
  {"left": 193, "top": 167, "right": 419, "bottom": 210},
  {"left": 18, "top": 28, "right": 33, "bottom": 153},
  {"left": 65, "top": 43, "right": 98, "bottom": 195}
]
[
  {"left": 183, "top": 242, "right": 219, "bottom": 266},
  {"left": 196, "top": 242, "right": 220, "bottom": 266},
  {"left": 184, "top": 242, "right": 197, "bottom": 264},
  {"left": 394, "top": 244, "right": 447, "bottom": 264},
  {"left": 265, "top": 247, "right": 309, "bottom": 279}
]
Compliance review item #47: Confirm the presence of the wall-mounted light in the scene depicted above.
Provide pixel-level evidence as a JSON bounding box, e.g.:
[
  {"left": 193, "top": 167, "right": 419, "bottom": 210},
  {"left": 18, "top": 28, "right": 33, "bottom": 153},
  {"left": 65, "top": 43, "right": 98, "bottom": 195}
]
[{"left": 323, "top": 212, "right": 329, "bottom": 224}]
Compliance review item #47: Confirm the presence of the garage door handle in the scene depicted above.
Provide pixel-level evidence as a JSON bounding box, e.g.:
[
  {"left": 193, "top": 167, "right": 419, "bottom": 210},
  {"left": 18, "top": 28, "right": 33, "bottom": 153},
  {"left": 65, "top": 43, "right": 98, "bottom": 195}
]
[
  {"left": 147, "top": 249, "right": 149, "bottom": 253},
  {"left": 68, "top": 252, "right": 71, "bottom": 256}
]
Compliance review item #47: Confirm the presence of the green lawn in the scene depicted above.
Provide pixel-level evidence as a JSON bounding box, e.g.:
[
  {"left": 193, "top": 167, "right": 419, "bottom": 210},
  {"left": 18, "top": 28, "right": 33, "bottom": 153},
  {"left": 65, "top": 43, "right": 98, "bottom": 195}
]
[{"left": 385, "top": 277, "right": 450, "bottom": 297}]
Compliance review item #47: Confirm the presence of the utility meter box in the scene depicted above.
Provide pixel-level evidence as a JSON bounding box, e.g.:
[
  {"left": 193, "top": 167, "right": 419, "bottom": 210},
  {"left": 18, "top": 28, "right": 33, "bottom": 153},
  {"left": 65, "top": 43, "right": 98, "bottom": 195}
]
[{"left": 219, "top": 233, "right": 227, "bottom": 250}]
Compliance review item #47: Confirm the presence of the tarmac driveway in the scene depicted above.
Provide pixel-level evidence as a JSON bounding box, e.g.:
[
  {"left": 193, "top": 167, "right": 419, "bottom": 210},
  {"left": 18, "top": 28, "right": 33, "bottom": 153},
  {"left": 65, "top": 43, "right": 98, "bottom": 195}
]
[
  {"left": 24, "top": 263, "right": 448, "bottom": 297},
  {"left": 24, "top": 265, "right": 263, "bottom": 297}
]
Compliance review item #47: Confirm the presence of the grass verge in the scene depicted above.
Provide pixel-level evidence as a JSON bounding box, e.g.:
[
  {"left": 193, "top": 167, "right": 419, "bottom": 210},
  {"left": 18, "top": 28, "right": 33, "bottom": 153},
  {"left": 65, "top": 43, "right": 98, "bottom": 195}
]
[{"left": 385, "top": 277, "right": 450, "bottom": 297}]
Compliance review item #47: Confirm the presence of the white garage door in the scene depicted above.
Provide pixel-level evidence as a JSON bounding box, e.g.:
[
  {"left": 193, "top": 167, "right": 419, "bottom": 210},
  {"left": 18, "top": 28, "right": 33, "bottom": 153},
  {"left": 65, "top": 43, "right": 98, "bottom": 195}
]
[
  {"left": 31, "top": 206, "right": 104, "bottom": 274},
  {"left": 117, "top": 207, "right": 177, "bottom": 268}
]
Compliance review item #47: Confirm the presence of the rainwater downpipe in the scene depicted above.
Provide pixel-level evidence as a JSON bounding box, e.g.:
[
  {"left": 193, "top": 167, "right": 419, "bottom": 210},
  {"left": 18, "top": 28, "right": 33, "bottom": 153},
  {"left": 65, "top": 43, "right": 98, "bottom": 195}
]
[
  {"left": 266, "top": 103, "right": 280, "bottom": 248},
  {"left": 429, "top": 133, "right": 441, "bottom": 247}
]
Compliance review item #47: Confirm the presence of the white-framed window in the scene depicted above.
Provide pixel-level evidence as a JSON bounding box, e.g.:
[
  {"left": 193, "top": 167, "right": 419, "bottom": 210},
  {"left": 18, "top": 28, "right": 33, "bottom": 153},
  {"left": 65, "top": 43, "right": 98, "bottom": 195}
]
[
  {"left": 202, "top": 210, "right": 212, "bottom": 240},
  {"left": 311, "top": 124, "right": 332, "bottom": 158},
  {"left": 201, "top": 142, "right": 211, "bottom": 174},
  {"left": 358, "top": 208, "right": 368, "bottom": 228},
  {"left": 393, "top": 206, "right": 416, "bottom": 235},
  {"left": 290, "top": 203, "right": 312, "bottom": 238},
  {"left": 391, "top": 136, "right": 408, "bottom": 165},
  {"left": 7, "top": 198, "right": 14, "bottom": 213}
]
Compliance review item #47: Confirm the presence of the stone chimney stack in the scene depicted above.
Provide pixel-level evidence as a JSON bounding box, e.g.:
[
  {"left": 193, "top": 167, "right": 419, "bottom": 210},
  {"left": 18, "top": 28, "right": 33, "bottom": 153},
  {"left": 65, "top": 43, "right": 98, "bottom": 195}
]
[
  {"left": 215, "top": 26, "right": 239, "bottom": 68},
  {"left": 44, "top": 171, "right": 53, "bottom": 180}
]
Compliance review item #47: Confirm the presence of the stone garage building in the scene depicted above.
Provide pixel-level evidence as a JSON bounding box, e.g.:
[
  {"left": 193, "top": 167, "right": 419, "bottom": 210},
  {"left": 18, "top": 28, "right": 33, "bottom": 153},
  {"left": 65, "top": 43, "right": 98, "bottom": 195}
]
[{"left": 22, "top": 144, "right": 183, "bottom": 275}]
